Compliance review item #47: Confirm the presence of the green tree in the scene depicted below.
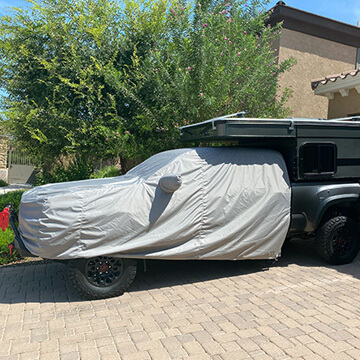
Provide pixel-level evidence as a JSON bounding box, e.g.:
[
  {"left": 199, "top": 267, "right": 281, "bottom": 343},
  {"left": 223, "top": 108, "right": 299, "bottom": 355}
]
[
  {"left": 0, "top": 0, "right": 138, "bottom": 173},
  {"left": 122, "top": 0, "right": 294, "bottom": 153},
  {"left": 0, "top": 0, "right": 294, "bottom": 179}
]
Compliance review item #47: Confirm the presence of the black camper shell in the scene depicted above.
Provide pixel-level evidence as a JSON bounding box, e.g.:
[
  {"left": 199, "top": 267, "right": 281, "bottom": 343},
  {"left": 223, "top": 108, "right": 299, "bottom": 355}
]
[{"left": 180, "top": 113, "right": 360, "bottom": 182}]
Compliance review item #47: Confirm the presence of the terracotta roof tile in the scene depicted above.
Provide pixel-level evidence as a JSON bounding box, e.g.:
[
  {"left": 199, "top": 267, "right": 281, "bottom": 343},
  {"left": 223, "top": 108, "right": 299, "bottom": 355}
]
[{"left": 311, "top": 69, "right": 360, "bottom": 90}]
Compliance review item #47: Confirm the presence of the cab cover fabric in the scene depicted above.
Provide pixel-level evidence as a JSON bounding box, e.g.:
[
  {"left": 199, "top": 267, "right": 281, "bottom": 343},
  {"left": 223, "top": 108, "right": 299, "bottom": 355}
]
[{"left": 19, "top": 147, "right": 291, "bottom": 260}]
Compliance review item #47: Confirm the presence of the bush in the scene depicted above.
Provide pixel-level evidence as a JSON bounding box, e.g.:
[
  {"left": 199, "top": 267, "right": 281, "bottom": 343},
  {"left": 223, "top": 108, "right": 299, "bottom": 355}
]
[
  {"left": 90, "top": 166, "right": 121, "bottom": 179},
  {"left": 0, "top": 228, "right": 21, "bottom": 265},
  {"left": 119, "top": 0, "right": 294, "bottom": 158},
  {"left": 0, "top": 190, "right": 25, "bottom": 213},
  {"left": 0, "top": 179, "right": 7, "bottom": 187},
  {"left": 36, "top": 160, "right": 93, "bottom": 185},
  {"left": 0, "top": 0, "right": 294, "bottom": 175},
  {"left": 0, "top": 190, "right": 26, "bottom": 265}
]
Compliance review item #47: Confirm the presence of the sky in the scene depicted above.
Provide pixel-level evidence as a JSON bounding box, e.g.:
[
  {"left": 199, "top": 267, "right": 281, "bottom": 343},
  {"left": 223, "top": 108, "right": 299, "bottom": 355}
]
[
  {"left": 267, "top": 0, "right": 360, "bottom": 27},
  {"left": 1, "top": 0, "right": 360, "bottom": 27},
  {"left": 0, "top": 0, "right": 28, "bottom": 16}
]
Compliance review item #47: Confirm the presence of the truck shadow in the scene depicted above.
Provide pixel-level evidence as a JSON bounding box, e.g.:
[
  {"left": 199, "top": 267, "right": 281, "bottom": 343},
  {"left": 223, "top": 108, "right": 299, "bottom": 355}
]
[
  {"left": 277, "top": 237, "right": 360, "bottom": 280},
  {"left": 0, "top": 237, "right": 359, "bottom": 304},
  {"left": 130, "top": 238, "right": 332, "bottom": 293}
]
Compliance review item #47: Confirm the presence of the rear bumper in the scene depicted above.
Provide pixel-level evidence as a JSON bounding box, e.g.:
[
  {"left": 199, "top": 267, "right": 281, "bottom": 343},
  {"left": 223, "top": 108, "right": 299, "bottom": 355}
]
[{"left": 7, "top": 205, "right": 36, "bottom": 258}]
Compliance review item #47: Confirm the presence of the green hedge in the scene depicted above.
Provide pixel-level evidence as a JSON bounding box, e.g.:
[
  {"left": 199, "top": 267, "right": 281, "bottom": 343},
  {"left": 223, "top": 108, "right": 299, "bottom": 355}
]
[
  {"left": 0, "top": 228, "right": 21, "bottom": 265},
  {"left": 90, "top": 166, "right": 120, "bottom": 179},
  {"left": 0, "top": 190, "right": 26, "bottom": 265},
  {"left": 0, "top": 190, "right": 25, "bottom": 213}
]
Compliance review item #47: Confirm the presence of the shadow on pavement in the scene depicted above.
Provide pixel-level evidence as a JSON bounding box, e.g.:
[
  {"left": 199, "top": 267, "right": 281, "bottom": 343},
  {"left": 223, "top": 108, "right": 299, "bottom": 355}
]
[
  {"left": 0, "top": 260, "right": 83, "bottom": 304},
  {"left": 277, "top": 237, "right": 360, "bottom": 280},
  {"left": 0, "top": 236, "right": 359, "bottom": 304}
]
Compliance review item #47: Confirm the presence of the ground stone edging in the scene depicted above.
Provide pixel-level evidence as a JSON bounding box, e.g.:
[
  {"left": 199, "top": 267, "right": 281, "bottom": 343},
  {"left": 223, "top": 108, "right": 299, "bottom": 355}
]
[{"left": 0, "top": 183, "right": 33, "bottom": 195}]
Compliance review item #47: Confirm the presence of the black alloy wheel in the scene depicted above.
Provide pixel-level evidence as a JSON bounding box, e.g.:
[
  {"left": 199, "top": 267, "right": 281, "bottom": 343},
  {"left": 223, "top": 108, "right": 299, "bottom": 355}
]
[
  {"left": 84, "top": 256, "right": 124, "bottom": 287},
  {"left": 68, "top": 256, "right": 137, "bottom": 299}
]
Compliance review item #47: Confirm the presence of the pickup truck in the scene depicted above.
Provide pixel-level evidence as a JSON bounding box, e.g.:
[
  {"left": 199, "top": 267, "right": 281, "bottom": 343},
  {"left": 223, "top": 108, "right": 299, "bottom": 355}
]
[{"left": 4, "top": 114, "right": 360, "bottom": 299}]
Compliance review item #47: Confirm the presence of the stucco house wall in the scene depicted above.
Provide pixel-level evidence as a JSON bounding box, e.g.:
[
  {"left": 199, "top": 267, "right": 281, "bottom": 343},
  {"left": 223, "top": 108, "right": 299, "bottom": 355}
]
[
  {"left": 328, "top": 89, "right": 360, "bottom": 119},
  {"left": 269, "top": 2, "right": 360, "bottom": 119},
  {"left": 312, "top": 69, "right": 360, "bottom": 119},
  {"left": 277, "top": 28, "right": 356, "bottom": 118}
]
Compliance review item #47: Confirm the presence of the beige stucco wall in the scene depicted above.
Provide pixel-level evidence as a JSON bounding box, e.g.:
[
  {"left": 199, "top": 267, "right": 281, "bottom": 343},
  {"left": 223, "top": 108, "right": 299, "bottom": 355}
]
[
  {"left": 277, "top": 28, "right": 357, "bottom": 118},
  {"left": 328, "top": 88, "right": 360, "bottom": 119}
]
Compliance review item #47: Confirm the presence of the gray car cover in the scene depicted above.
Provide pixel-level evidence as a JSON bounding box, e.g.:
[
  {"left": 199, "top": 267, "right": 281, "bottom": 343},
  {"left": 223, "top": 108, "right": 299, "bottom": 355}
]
[{"left": 19, "top": 147, "right": 291, "bottom": 260}]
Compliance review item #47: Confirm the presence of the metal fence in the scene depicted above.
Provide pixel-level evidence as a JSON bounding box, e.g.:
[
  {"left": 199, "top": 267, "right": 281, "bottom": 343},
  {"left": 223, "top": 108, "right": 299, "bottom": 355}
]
[{"left": 8, "top": 150, "right": 37, "bottom": 167}]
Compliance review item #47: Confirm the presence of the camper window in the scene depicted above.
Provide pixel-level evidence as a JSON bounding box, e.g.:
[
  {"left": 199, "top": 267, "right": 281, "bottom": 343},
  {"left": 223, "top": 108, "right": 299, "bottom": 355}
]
[{"left": 300, "top": 143, "right": 336, "bottom": 178}]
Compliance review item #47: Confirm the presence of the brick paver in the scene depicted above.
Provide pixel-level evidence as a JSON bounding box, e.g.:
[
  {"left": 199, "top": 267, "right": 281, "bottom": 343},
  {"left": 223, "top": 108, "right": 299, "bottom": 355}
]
[{"left": 1, "top": 239, "right": 360, "bottom": 359}]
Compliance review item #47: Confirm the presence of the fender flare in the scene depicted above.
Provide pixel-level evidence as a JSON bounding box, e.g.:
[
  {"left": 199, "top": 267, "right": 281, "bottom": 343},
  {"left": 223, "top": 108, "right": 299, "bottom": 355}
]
[{"left": 315, "top": 194, "right": 360, "bottom": 228}]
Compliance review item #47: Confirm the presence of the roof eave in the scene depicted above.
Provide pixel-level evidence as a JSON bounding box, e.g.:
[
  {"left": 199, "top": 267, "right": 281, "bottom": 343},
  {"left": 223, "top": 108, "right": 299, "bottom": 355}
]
[
  {"left": 267, "top": 2, "right": 360, "bottom": 47},
  {"left": 313, "top": 75, "right": 360, "bottom": 99}
]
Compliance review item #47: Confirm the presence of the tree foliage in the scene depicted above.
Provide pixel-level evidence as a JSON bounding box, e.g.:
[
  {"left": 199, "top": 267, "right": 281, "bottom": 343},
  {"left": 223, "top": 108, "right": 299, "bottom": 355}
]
[
  {"left": 124, "top": 0, "right": 294, "bottom": 152},
  {"left": 0, "top": 0, "right": 131, "bottom": 168},
  {"left": 0, "top": 0, "right": 294, "bottom": 176}
]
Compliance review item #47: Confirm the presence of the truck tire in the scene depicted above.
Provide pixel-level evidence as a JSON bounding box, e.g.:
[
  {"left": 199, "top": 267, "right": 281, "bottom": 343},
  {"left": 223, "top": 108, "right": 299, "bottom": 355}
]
[
  {"left": 315, "top": 216, "right": 360, "bottom": 265},
  {"left": 68, "top": 256, "right": 137, "bottom": 299}
]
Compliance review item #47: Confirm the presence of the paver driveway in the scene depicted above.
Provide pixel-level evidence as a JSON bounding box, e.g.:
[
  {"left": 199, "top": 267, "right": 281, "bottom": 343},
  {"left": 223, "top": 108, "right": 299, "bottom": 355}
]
[{"left": 1, "top": 239, "right": 360, "bottom": 360}]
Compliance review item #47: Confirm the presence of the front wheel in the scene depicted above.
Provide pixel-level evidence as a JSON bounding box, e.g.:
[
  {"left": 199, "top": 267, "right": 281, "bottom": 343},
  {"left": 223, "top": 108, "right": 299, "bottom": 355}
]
[
  {"left": 315, "top": 216, "right": 360, "bottom": 265},
  {"left": 68, "top": 256, "right": 137, "bottom": 299}
]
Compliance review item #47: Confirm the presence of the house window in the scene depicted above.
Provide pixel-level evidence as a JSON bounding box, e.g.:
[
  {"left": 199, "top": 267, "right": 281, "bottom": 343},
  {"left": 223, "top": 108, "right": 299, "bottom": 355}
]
[{"left": 299, "top": 143, "right": 337, "bottom": 178}]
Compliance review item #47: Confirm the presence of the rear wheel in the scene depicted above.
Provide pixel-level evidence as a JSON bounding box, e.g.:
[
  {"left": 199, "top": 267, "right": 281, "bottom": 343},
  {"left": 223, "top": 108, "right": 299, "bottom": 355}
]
[
  {"left": 68, "top": 256, "right": 137, "bottom": 299},
  {"left": 315, "top": 216, "right": 360, "bottom": 265}
]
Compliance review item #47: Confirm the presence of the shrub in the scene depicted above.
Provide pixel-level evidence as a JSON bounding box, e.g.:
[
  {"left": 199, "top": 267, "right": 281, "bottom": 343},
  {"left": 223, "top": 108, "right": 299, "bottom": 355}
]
[
  {"left": 0, "top": 228, "right": 21, "bottom": 265},
  {"left": 90, "top": 166, "right": 121, "bottom": 179},
  {"left": 121, "top": 0, "right": 295, "bottom": 157},
  {"left": 0, "top": 0, "right": 294, "bottom": 175},
  {"left": 36, "top": 160, "right": 93, "bottom": 185},
  {"left": 0, "top": 179, "right": 8, "bottom": 187},
  {"left": 0, "top": 190, "right": 26, "bottom": 265},
  {"left": 0, "top": 190, "right": 25, "bottom": 213}
]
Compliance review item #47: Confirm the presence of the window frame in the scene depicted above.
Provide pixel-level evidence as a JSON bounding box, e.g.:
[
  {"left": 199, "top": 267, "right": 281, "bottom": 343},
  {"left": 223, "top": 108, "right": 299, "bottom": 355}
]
[{"left": 299, "top": 142, "right": 337, "bottom": 179}]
